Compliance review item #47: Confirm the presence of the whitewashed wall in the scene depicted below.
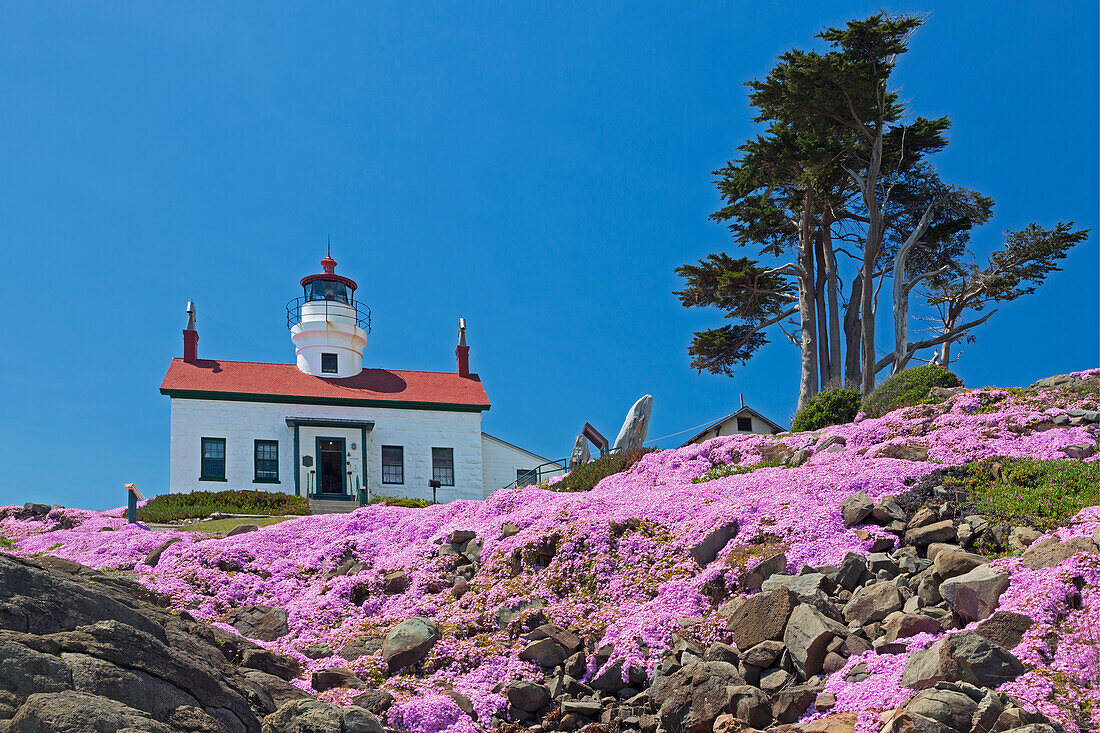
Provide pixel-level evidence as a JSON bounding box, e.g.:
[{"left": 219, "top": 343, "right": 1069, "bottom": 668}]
[
  {"left": 169, "top": 398, "right": 485, "bottom": 502},
  {"left": 689, "top": 411, "right": 779, "bottom": 444},
  {"left": 481, "top": 433, "right": 556, "bottom": 498}
]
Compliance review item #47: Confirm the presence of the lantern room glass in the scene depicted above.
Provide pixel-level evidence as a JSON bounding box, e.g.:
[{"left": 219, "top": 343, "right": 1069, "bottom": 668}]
[{"left": 304, "top": 279, "right": 351, "bottom": 303}]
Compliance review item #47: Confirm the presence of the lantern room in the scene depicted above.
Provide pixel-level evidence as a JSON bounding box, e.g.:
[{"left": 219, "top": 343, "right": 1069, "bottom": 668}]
[{"left": 287, "top": 255, "right": 371, "bottom": 378}]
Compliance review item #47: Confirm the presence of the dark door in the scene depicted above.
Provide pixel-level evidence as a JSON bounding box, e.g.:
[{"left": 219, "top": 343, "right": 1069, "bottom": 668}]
[{"left": 317, "top": 438, "right": 346, "bottom": 495}]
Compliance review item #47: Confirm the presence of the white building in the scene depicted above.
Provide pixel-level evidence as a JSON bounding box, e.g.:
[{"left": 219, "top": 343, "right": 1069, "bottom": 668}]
[
  {"left": 679, "top": 406, "right": 785, "bottom": 446},
  {"left": 161, "top": 255, "right": 556, "bottom": 508}
]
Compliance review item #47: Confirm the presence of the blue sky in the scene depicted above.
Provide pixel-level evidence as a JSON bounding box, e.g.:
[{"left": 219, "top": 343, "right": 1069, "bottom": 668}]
[{"left": 0, "top": 2, "right": 1096, "bottom": 510}]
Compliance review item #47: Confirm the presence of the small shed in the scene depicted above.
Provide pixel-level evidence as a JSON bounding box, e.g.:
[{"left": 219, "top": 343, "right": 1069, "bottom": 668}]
[{"left": 680, "top": 407, "right": 785, "bottom": 447}]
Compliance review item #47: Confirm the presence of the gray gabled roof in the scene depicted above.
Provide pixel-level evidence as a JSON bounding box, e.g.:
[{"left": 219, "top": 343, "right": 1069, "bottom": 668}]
[{"left": 679, "top": 406, "right": 786, "bottom": 447}]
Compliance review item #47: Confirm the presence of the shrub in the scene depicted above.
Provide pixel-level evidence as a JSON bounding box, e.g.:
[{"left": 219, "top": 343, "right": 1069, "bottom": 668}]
[
  {"left": 137, "top": 490, "right": 310, "bottom": 523},
  {"left": 550, "top": 448, "right": 657, "bottom": 493},
  {"left": 861, "top": 364, "right": 962, "bottom": 418},
  {"left": 692, "top": 458, "right": 786, "bottom": 483},
  {"left": 791, "top": 387, "right": 863, "bottom": 432}
]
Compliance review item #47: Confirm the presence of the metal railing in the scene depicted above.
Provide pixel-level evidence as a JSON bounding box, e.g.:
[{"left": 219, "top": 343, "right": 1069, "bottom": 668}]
[{"left": 286, "top": 297, "right": 372, "bottom": 332}]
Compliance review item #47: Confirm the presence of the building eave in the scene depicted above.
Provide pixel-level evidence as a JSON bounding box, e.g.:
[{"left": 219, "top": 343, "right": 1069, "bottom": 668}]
[{"left": 161, "top": 388, "right": 490, "bottom": 413}]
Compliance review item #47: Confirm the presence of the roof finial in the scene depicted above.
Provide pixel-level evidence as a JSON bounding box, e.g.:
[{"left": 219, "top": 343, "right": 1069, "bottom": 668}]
[{"left": 327, "top": 234, "right": 331, "bottom": 258}]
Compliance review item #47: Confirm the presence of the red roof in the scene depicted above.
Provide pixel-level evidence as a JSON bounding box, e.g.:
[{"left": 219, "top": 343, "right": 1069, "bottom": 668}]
[{"left": 160, "top": 359, "right": 490, "bottom": 411}]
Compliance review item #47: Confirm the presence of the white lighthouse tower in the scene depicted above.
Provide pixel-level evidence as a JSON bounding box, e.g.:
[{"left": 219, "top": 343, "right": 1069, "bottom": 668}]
[{"left": 288, "top": 254, "right": 370, "bottom": 378}]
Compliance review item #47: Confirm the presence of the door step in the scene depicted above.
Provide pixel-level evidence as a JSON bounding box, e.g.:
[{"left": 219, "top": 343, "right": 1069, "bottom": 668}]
[{"left": 308, "top": 498, "right": 360, "bottom": 515}]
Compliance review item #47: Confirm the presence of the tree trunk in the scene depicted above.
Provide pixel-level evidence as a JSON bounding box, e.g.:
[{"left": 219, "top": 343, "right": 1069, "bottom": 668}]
[
  {"left": 821, "top": 211, "right": 842, "bottom": 389},
  {"left": 858, "top": 130, "right": 885, "bottom": 395},
  {"left": 890, "top": 204, "right": 935, "bottom": 374},
  {"left": 844, "top": 275, "right": 863, "bottom": 388},
  {"left": 796, "top": 195, "right": 819, "bottom": 412},
  {"left": 814, "top": 234, "right": 831, "bottom": 390}
]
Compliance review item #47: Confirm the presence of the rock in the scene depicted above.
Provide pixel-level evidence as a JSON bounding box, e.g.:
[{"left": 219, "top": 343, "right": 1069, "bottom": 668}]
[
  {"left": 350, "top": 689, "right": 395, "bottom": 715},
  {"left": 760, "top": 572, "right": 828, "bottom": 601},
  {"left": 787, "top": 447, "right": 813, "bottom": 467},
  {"left": 904, "top": 520, "right": 957, "bottom": 547},
  {"left": 877, "top": 442, "right": 929, "bottom": 461},
  {"left": 771, "top": 683, "right": 822, "bottom": 723},
  {"left": 892, "top": 688, "right": 979, "bottom": 733},
  {"left": 759, "top": 668, "right": 791, "bottom": 694},
  {"left": 561, "top": 699, "right": 602, "bottom": 716},
  {"left": 261, "top": 699, "right": 343, "bottom": 733},
  {"left": 742, "top": 640, "right": 785, "bottom": 668},
  {"left": 311, "top": 666, "right": 367, "bottom": 691},
  {"left": 241, "top": 648, "right": 300, "bottom": 680},
  {"left": 519, "top": 638, "right": 570, "bottom": 667},
  {"left": 143, "top": 537, "right": 182, "bottom": 568},
  {"left": 500, "top": 522, "right": 520, "bottom": 539},
  {"left": 900, "top": 631, "right": 1025, "bottom": 690},
  {"left": 690, "top": 522, "right": 738, "bottom": 566},
  {"left": 612, "top": 394, "right": 653, "bottom": 452},
  {"left": 741, "top": 552, "right": 787, "bottom": 591},
  {"left": 843, "top": 581, "right": 904, "bottom": 625},
  {"left": 226, "top": 523, "right": 259, "bottom": 537},
  {"left": 342, "top": 705, "right": 385, "bottom": 733},
  {"left": 505, "top": 681, "right": 550, "bottom": 712},
  {"left": 940, "top": 565, "right": 1010, "bottom": 622},
  {"left": 652, "top": 661, "right": 745, "bottom": 733},
  {"left": 590, "top": 658, "right": 627, "bottom": 693},
  {"left": 728, "top": 684, "right": 772, "bottom": 728},
  {"left": 872, "top": 496, "right": 906, "bottom": 524},
  {"left": 841, "top": 491, "right": 874, "bottom": 527},
  {"left": 882, "top": 613, "right": 941, "bottom": 643},
  {"left": 569, "top": 435, "right": 591, "bottom": 469},
  {"left": 339, "top": 635, "right": 383, "bottom": 662},
  {"left": 243, "top": 669, "right": 313, "bottom": 708},
  {"left": 449, "top": 530, "right": 477, "bottom": 544},
  {"left": 817, "top": 435, "right": 846, "bottom": 452},
  {"left": 382, "top": 618, "right": 440, "bottom": 672},
  {"left": 724, "top": 588, "right": 793, "bottom": 650},
  {"left": 974, "top": 610, "right": 1034, "bottom": 650},
  {"left": 933, "top": 548, "right": 989, "bottom": 579},
  {"left": 9, "top": 690, "right": 175, "bottom": 733},
  {"left": 225, "top": 605, "right": 290, "bottom": 641},
  {"left": 1009, "top": 526, "right": 1044, "bottom": 552},
  {"left": 301, "top": 642, "right": 334, "bottom": 660},
  {"left": 1021, "top": 535, "right": 1099, "bottom": 569},
  {"left": 1064, "top": 443, "right": 1097, "bottom": 459},
  {"left": 783, "top": 604, "right": 847, "bottom": 679},
  {"left": 383, "top": 570, "right": 407, "bottom": 594},
  {"left": 835, "top": 553, "right": 868, "bottom": 591}
]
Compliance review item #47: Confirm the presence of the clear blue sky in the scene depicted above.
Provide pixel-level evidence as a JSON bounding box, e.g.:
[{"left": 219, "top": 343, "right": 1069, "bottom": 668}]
[{"left": 1, "top": 2, "right": 1096, "bottom": 510}]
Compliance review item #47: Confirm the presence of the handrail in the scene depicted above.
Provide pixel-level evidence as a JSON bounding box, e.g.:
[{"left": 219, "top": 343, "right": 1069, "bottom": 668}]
[
  {"left": 499, "top": 446, "right": 626, "bottom": 491},
  {"left": 287, "top": 297, "right": 372, "bottom": 332}
]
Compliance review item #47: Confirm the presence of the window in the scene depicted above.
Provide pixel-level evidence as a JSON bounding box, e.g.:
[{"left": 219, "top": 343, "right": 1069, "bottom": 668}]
[
  {"left": 254, "top": 440, "right": 279, "bottom": 482},
  {"left": 736, "top": 416, "right": 753, "bottom": 432},
  {"left": 432, "top": 447, "right": 454, "bottom": 486},
  {"left": 517, "top": 468, "right": 538, "bottom": 487},
  {"left": 305, "top": 279, "right": 351, "bottom": 303},
  {"left": 321, "top": 353, "right": 338, "bottom": 374},
  {"left": 381, "top": 446, "right": 404, "bottom": 484},
  {"left": 200, "top": 438, "right": 226, "bottom": 480}
]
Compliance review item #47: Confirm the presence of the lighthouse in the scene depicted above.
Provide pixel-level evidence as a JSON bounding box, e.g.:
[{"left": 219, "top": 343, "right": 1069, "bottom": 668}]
[{"left": 287, "top": 255, "right": 370, "bottom": 378}]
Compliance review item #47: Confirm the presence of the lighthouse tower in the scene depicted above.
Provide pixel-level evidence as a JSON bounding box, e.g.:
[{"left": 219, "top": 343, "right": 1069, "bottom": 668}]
[{"left": 288, "top": 255, "right": 370, "bottom": 378}]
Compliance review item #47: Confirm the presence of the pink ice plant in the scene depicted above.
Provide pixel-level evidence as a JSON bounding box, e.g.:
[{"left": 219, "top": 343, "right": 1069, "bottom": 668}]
[{"left": 3, "top": 378, "right": 1100, "bottom": 732}]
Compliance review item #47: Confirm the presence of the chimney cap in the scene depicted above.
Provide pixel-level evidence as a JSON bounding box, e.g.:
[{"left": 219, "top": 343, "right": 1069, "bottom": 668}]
[{"left": 185, "top": 302, "right": 197, "bottom": 331}]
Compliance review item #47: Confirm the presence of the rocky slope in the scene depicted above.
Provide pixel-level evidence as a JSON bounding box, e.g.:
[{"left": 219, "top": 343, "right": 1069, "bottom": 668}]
[{"left": 2, "top": 370, "right": 1099, "bottom": 733}]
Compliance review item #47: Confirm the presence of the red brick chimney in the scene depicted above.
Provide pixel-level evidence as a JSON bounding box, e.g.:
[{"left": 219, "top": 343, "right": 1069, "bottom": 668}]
[
  {"left": 183, "top": 302, "right": 199, "bottom": 363},
  {"left": 455, "top": 318, "right": 470, "bottom": 378}
]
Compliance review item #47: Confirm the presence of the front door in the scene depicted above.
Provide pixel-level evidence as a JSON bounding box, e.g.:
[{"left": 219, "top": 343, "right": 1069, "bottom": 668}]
[{"left": 316, "top": 437, "right": 346, "bottom": 495}]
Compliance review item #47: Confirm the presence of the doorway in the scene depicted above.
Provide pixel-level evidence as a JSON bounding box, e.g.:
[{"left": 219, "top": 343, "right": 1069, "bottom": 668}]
[{"left": 316, "top": 437, "right": 346, "bottom": 495}]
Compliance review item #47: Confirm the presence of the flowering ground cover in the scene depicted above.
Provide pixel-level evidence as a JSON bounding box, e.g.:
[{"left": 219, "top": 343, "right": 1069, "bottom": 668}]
[{"left": 3, "top": 376, "right": 1099, "bottom": 733}]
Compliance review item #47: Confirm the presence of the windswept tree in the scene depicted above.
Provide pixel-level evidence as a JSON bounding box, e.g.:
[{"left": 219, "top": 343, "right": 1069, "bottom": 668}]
[{"left": 677, "top": 13, "right": 1088, "bottom": 409}]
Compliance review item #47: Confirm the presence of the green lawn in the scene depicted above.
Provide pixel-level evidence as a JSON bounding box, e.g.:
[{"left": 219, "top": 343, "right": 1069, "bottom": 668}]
[{"left": 178, "top": 516, "right": 295, "bottom": 534}]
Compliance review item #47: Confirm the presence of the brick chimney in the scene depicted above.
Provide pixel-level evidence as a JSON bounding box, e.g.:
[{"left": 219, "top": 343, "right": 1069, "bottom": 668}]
[
  {"left": 455, "top": 318, "right": 470, "bottom": 378},
  {"left": 183, "top": 302, "right": 199, "bottom": 363}
]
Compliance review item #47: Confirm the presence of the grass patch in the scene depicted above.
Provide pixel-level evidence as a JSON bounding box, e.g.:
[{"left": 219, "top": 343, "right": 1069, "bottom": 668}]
[
  {"left": 367, "top": 496, "right": 434, "bottom": 508},
  {"left": 693, "top": 459, "right": 786, "bottom": 483},
  {"left": 549, "top": 448, "right": 656, "bottom": 492},
  {"left": 944, "top": 457, "right": 1100, "bottom": 531},
  {"left": 0, "top": 535, "right": 14, "bottom": 550},
  {"left": 178, "top": 516, "right": 295, "bottom": 534},
  {"left": 137, "top": 490, "right": 309, "bottom": 523}
]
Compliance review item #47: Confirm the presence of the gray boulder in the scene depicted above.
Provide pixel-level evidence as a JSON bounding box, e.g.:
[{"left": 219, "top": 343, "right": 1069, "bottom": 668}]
[
  {"left": 505, "top": 681, "right": 550, "bottom": 712},
  {"left": 892, "top": 688, "right": 979, "bottom": 733},
  {"left": 1021, "top": 535, "right": 1099, "bottom": 569},
  {"left": 569, "top": 434, "right": 590, "bottom": 468},
  {"left": 311, "top": 667, "right": 367, "bottom": 692},
  {"left": 342, "top": 705, "right": 385, "bottom": 733},
  {"left": 761, "top": 572, "right": 828, "bottom": 601},
  {"left": 339, "top": 635, "right": 382, "bottom": 662},
  {"left": 690, "top": 522, "right": 738, "bottom": 566},
  {"left": 900, "top": 631, "right": 1025, "bottom": 690},
  {"left": 933, "top": 548, "right": 989, "bottom": 579},
  {"left": 143, "top": 537, "right": 182, "bottom": 568},
  {"left": 741, "top": 552, "right": 786, "bottom": 591},
  {"left": 940, "top": 565, "right": 1010, "bottom": 622},
  {"left": 783, "top": 603, "right": 847, "bottom": 679},
  {"left": 974, "top": 610, "right": 1034, "bottom": 650},
  {"left": 226, "top": 605, "right": 289, "bottom": 642},
  {"left": 841, "top": 491, "right": 873, "bottom": 527},
  {"left": 8, "top": 690, "right": 175, "bottom": 733},
  {"left": 843, "top": 581, "right": 904, "bottom": 625},
  {"left": 652, "top": 661, "right": 745, "bottom": 733},
  {"left": 904, "top": 519, "right": 957, "bottom": 547},
  {"left": 382, "top": 618, "right": 441, "bottom": 672},
  {"left": 724, "top": 588, "right": 793, "bottom": 650},
  {"left": 260, "top": 699, "right": 342, "bottom": 733},
  {"left": 612, "top": 394, "right": 653, "bottom": 452}
]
